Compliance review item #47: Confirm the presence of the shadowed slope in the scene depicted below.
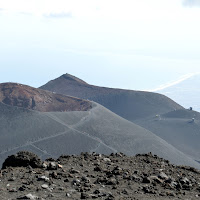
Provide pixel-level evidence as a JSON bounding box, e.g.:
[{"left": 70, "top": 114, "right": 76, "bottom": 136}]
[
  {"left": 0, "top": 101, "right": 199, "bottom": 169},
  {"left": 40, "top": 73, "right": 183, "bottom": 121},
  {"left": 0, "top": 83, "right": 92, "bottom": 112},
  {"left": 134, "top": 109, "right": 200, "bottom": 162}
]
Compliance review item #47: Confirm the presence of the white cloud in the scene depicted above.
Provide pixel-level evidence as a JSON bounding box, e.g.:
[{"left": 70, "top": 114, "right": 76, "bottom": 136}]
[
  {"left": 44, "top": 11, "right": 73, "bottom": 18},
  {"left": 0, "top": 0, "right": 190, "bottom": 21},
  {"left": 0, "top": 0, "right": 99, "bottom": 17},
  {"left": 151, "top": 72, "right": 200, "bottom": 92},
  {"left": 183, "top": 0, "right": 200, "bottom": 7}
]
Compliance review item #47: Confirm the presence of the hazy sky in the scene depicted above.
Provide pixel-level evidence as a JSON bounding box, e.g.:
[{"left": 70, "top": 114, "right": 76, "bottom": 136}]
[{"left": 0, "top": 0, "right": 200, "bottom": 91}]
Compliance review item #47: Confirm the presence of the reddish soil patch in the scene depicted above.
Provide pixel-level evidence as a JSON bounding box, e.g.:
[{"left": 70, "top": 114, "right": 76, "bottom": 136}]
[{"left": 0, "top": 83, "right": 92, "bottom": 112}]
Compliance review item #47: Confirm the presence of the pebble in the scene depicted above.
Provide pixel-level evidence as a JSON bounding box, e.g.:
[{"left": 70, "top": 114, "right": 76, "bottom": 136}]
[
  {"left": 103, "top": 158, "right": 111, "bottom": 162},
  {"left": 159, "top": 172, "right": 169, "bottom": 180},
  {"left": 48, "top": 162, "right": 57, "bottom": 170},
  {"left": 17, "top": 193, "right": 38, "bottom": 199},
  {"left": 38, "top": 176, "right": 49, "bottom": 182},
  {"left": 41, "top": 184, "right": 49, "bottom": 189}
]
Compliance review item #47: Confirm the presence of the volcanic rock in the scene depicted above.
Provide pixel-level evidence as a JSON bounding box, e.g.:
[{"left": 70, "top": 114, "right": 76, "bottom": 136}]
[{"left": 2, "top": 151, "right": 42, "bottom": 169}]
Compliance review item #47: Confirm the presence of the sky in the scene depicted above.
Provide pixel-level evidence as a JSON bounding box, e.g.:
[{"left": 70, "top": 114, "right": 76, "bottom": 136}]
[{"left": 0, "top": 0, "right": 200, "bottom": 91}]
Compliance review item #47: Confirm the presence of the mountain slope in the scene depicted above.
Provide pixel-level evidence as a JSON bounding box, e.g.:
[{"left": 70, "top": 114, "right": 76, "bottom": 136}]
[
  {"left": 40, "top": 73, "right": 183, "bottom": 121},
  {"left": 134, "top": 109, "right": 200, "bottom": 162},
  {"left": 0, "top": 101, "right": 199, "bottom": 169},
  {"left": 0, "top": 101, "right": 113, "bottom": 167}
]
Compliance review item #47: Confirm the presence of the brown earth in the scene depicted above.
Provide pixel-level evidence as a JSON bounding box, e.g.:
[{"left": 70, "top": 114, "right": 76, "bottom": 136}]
[
  {"left": 1, "top": 151, "right": 200, "bottom": 200},
  {"left": 0, "top": 83, "right": 92, "bottom": 112}
]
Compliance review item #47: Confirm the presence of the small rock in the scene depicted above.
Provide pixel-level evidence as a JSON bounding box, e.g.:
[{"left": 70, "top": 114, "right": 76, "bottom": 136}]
[
  {"left": 38, "top": 176, "right": 49, "bottom": 182},
  {"left": 170, "top": 181, "right": 178, "bottom": 188},
  {"left": 51, "top": 171, "right": 58, "bottom": 179},
  {"left": 42, "top": 162, "right": 48, "bottom": 168},
  {"left": 142, "top": 186, "right": 156, "bottom": 194},
  {"left": 66, "top": 193, "right": 71, "bottom": 197},
  {"left": 70, "top": 168, "right": 80, "bottom": 174},
  {"left": 150, "top": 176, "right": 163, "bottom": 184},
  {"left": 167, "top": 192, "right": 176, "bottom": 197},
  {"left": 142, "top": 177, "right": 151, "bottom": 184},
  {"left": 81, "top": 176, "right": 90, "bottom": 183},
  {"left": 8, "top": 177, "right": 16, "bottom": 181},
  {"left": 159, "top": 172, "right": 169, "bottom": 180},
  {"left": 58, "top": 164, "right": 63, "bottom": 168},
  {"left": 180, "top": 177, "right": 190, "bottom": 185},
  {"left": 58, "top": 187, "right": 64, "bottom": 191},
  {"left": 19, "top": 185, "right": 27, "bottom": 191},
  {"left": 72, "top": 178, "right": 81, "bottom": 186},
  {"left": 17, "top": 193, "right": 38, "bottom": 199},
  {"left": 106, "top": 178, "right": 117, "bottom": 185},
  {"left": 93, "top": 189, "right": 100, "bottom": 194},
  {"left": 41, "top": 184, "right": 49, "bottom": 189},
  {"left": 81, "top": 192, "right": 90, "bottom": 199},
  {"left": 48, "top": 193, "right": 55, "bottom": 197},
  {"left": 103, "top": 158, "right": 111, "bottom": 162},
  {"left": 9, "top": 188, "right": 17, "bottom": 192},
  {"left": 94, "top": 166, "right": 102, "bottom": 172},
  {"left": 112, "top": 166, "right": 122, "bottom": 175},
  {"left": 48, "top": 162, "right": 57, "bottom": 170},
  {"left": 122, "top": 189, "right": 128, "bottom": 195},
  {"left": 131, "top": 175, "right": 141, "bottom": 182}
]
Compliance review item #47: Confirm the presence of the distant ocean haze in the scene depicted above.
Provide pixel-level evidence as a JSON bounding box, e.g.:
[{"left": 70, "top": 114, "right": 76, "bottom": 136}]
[{"left": 156, "top": 73, "right": 200, "bottom": 111}]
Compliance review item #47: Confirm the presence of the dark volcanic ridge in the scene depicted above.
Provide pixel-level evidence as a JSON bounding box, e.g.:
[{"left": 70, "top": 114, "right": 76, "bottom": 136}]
[
  {"left": 40, "top": 73, "right": 183, "bottom": 121},
  {"left": 0, "top": 83, "right": 92, "bottom": 112},
  {"left": 1, "top": 151, "right": 200, "bottom": 200}
]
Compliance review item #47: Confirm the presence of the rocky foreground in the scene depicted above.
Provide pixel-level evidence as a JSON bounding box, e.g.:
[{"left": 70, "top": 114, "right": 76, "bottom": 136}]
[{"left": 1, "top": 152, "right": 200, "bottom": 200}]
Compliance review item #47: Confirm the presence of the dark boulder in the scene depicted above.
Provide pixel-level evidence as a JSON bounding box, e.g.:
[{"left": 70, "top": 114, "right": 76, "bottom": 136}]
[{"left": 2, "top": 151, "right": 42, "bottom": 169}]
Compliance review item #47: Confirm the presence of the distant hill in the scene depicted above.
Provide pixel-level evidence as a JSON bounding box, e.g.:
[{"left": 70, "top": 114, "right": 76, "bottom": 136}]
[
  {"left": 134, "top": 109, "right": 200, "bottom": 162},
  {"left": 40, "top": 73, "right": 183, "bottom": 121},
  {"left": 155, "top": 73, "right": 200, "bottom": 112},
  {"left": 0, "top": 83, "right": 92, "bottom": 112}
]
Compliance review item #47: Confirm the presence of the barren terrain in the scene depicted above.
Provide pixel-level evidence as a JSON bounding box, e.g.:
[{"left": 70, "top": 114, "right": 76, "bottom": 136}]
[{"left": 1, "top": 151, "right": 200, "bottom": 200}]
